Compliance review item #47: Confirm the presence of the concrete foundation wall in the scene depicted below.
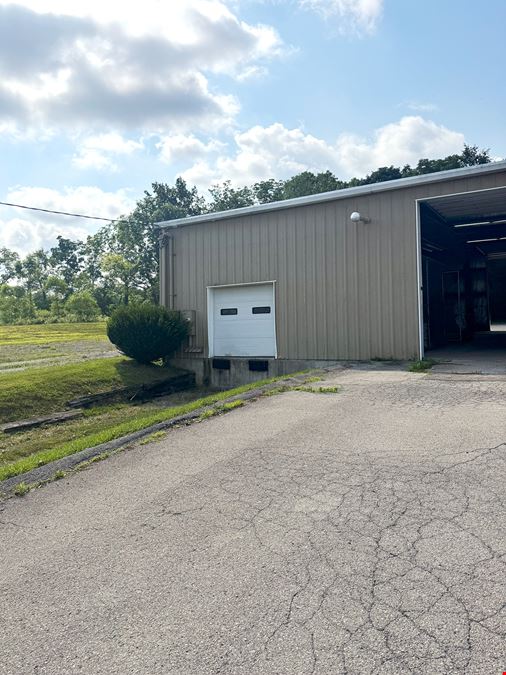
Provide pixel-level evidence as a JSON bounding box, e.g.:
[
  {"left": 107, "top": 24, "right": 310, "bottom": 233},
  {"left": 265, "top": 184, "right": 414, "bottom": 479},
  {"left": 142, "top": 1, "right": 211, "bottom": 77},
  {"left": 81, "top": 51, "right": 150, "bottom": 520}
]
[{"left": 171, "top": 357, "right": 341, "bottom": 388}]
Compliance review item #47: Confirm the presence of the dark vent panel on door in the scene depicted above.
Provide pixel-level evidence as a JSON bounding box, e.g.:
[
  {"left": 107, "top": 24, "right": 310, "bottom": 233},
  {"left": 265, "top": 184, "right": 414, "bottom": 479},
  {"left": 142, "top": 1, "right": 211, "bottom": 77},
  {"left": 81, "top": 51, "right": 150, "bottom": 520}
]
[
  {"left": 252, "top": 306, "right": 271, "bottom": 314},
  {"left": 220, "top": 308, "right": 238, "bottom": 315}
]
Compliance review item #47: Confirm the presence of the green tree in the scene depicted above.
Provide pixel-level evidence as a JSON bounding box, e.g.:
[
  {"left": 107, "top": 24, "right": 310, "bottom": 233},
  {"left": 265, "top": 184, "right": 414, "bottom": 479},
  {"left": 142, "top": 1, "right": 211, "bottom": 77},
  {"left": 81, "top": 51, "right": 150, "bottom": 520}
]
[
  {"left": 402, "top": 144, "right": 491, "bottom": 178},
  {"left": 0, "top": 248, "right": 20, "bottom": 284},
  {"left": 15, "top": 254, "right": 47, "bottom": 320},
  {"left": 208, "top": 181, "right": 255, "bottom": 211},
  {"left": 81, "top": 229, "right": 110, "bottom": 290},
  {"left": 65, "top": 291, "right": 101, "bottom": 322},
  {"left": 0, "top": 284, "right": 34, "bottom": 324},
  {"left": 22, "top": 250, "right": 50, "bottom": 309},
  {"left": 252, "top": 179, "right": 285, "bottom": 204},
  {"left": 460, "top": 144, "right": 491, "bottom": 166},
  {"left": 49, "top": 236, "right": 84, "bottom": 290},
  {"left": 362, "top": 166, "right": 404, "bottom": 184},
  {"left": 101, "top": 253, "right": 136, "bottom": 306},
  {"left": 282, "top": 171, "right": 344, "bottom": 199},
  {"left": 0, "top": 285, "right": 18, "bottom": 324},
  {"left": 45, "top": 275, "right": 68, "bottom": 319},
  {"left": 108, "top": 179, "right": 205, "bottom": 304},
  {"left": 146, "top": 178, "right": 206, "bottom": 219}
]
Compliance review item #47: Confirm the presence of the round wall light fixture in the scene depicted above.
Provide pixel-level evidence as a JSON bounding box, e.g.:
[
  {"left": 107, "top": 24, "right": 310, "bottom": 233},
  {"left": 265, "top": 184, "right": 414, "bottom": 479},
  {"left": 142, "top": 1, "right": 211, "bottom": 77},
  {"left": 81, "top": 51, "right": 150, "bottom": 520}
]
[{"left": 350, "top": 211, "right": 370, "bottom": 224}]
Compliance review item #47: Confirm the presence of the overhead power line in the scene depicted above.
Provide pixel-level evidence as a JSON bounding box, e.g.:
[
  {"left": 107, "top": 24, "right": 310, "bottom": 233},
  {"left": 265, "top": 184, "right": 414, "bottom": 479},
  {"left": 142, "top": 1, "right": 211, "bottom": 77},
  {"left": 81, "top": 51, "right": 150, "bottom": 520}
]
[{"left": 0, "top": 200, "right": 121, "bottom": 222}]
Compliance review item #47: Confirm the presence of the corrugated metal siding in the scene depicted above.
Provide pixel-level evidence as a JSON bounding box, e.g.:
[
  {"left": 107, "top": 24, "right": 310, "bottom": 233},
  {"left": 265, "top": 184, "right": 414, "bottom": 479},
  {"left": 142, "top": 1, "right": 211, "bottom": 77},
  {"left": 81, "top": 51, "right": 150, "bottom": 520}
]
[{"left": 160, "top": 170, "right": 506, "bottom": 360}]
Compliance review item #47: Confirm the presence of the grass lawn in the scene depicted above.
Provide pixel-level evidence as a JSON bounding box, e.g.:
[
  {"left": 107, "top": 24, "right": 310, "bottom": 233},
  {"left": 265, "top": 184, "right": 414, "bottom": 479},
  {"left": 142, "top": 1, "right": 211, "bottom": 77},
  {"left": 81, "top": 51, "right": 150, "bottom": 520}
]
[
  {"left": 0, "top": 357, "right": 179, "bottom": 424},
  {"left": 0, "top": 322, "right": 107, "bottom": 346}
]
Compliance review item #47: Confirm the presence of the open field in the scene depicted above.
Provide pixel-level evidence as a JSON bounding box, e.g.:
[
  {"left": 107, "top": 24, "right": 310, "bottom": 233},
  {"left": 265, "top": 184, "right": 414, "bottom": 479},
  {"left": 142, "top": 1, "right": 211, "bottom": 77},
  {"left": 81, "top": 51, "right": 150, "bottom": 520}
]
[
  {"left": 0, "top": 322, "right": 107, "bottom": 346},
  {"left": 0, "top": 322, "right": 116, "bottom": 371}
]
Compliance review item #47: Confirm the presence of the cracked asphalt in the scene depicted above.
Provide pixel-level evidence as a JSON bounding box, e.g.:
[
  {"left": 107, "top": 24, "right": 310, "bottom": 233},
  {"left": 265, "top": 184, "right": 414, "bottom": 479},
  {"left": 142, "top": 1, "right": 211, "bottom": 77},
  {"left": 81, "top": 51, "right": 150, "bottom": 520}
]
[{"left": 1, "top": 366, "right": 506, "bottom": 674}]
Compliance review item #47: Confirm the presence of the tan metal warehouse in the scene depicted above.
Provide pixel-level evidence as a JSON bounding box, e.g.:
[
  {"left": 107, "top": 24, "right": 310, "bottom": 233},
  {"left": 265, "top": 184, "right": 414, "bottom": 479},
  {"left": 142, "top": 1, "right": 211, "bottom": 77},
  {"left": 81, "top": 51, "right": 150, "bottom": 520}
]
[{"left": 158, "top": 161, "right": 506, "bottom": 383}]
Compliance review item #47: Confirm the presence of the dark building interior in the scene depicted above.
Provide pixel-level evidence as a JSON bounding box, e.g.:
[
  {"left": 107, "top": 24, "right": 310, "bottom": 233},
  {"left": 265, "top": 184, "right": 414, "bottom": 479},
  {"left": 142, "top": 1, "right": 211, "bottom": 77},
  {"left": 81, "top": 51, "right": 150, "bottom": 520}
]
[{"left": 420, "top": 187, "right": 506, "bottom": 352}]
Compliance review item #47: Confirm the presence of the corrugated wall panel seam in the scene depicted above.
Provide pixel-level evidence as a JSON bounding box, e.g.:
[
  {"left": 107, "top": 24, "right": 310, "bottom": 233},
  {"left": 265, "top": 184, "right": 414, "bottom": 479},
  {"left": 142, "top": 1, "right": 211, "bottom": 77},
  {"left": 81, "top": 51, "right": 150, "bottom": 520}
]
[
  {"left": 301, "top": 207, "right": 310, "bottom": 359},
  {"left": 338, "top": 203, "right": 348, "bottom": 357},
  {"left": 319, "top": 208, "right": 328, "bottom": 358}
]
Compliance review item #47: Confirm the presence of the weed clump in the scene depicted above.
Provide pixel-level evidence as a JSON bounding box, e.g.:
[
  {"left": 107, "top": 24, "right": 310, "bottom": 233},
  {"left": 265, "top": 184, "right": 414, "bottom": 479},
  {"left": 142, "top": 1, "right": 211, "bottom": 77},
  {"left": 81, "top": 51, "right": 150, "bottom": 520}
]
[
  {"left": 409, "top": 359, "right": 436, "bottom": 373},
  {"left": 13, "top": 482, "right": 30, "bottom": 497}
]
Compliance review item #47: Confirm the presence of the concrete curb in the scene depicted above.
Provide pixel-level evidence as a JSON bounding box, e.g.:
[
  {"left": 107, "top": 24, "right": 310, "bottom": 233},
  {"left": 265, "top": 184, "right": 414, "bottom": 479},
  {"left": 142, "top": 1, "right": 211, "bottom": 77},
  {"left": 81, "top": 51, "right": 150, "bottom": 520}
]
[{"left": 0, "top": 369, "right": 336, "bottom": 499}]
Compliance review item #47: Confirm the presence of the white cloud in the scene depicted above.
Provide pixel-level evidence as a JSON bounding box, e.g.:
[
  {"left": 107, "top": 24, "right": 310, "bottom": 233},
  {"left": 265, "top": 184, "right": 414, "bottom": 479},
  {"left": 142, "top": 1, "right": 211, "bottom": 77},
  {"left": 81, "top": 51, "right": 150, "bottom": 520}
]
[
  {"left": 0, "top": 186, "right": 135, "bottom": 255},
  {"left": 72, "top": 133, "right": 144, "bottom": 171},
  {"left": 187, "top": 123, "right": 337, "bottom": 185},
  {"left": 299, "top": 0, "right": 383, "bottom": 34},
  {"left": 335, "top": 116, "right": 464, "bottom": 176},
  {"left": 0, "top": 1, "right": 283, "bottom": 136},
  {"left": 403, "top": 101, "right": 439, "bottom": 113},
  {"left": 156, "top": 134, "right": 224, "bottom": 165},
  {"left": 182, "top": 116, "right": 465, "bottom": 189},
  {"left": 0, "top": 120, "right": 55, "bottom": 143}
]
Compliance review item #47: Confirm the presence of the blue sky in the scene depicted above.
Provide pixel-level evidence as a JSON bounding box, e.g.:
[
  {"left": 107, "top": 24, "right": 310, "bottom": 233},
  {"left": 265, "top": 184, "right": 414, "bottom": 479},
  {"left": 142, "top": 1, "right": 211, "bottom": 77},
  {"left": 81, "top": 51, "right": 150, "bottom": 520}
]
[{"left": 0, "top": 0, "right": 505, "bottom": 254}]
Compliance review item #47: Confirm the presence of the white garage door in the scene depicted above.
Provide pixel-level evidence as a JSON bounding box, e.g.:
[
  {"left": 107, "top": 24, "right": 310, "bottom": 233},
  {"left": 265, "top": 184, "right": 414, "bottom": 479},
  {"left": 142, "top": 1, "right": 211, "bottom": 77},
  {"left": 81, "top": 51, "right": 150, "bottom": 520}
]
[{"left": 209, "top": 283, "right": 276, "bottom": 357}]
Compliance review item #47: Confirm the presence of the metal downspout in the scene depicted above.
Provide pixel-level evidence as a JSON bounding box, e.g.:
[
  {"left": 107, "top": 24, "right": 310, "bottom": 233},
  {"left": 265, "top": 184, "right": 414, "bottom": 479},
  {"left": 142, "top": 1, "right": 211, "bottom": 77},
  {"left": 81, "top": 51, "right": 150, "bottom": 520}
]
[{"left": 159, "top": 232, "right": 175, "bottom": 309}]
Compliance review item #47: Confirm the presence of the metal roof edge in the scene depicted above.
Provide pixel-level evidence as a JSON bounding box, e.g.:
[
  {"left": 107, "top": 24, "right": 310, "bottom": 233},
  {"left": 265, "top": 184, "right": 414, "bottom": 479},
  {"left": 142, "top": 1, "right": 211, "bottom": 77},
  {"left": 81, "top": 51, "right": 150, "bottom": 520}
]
[{"left": 156, "top": 160, "right": 506, "bottom": 229}]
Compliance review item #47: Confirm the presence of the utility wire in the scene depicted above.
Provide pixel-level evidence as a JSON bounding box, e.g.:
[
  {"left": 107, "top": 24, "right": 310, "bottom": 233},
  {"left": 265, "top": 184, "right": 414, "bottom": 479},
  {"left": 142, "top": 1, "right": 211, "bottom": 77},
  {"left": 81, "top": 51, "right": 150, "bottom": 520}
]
[{"left": 0, "top": 200, "right": 121, "bottom": 222}]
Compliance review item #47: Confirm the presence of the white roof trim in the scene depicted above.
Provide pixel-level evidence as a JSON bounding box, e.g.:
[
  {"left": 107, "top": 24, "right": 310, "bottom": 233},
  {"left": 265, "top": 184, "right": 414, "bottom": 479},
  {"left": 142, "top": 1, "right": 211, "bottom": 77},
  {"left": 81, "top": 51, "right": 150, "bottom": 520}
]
[{"left": 156, "top": 160, "right": 506, "bottom": 229}]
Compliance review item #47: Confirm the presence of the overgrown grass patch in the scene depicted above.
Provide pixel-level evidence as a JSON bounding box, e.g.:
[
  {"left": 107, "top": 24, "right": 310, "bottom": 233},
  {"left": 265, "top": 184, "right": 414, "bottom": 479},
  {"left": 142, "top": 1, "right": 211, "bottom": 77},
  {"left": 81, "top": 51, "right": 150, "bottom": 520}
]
[
  {"left": 220, "top": 400, "right": 245, "bottom": 411},
  {"left": 198, "top": 399, "right": 245, "bottom": 421},
  {"left": 294, "top": 385, "right": 341, "bottom": 394},
  {"left": 139, "top": 431, "right": 167, "bottom": 445},
  {"left": 0, "top": 357, "right": 178, "bottom": 423},
  {"left": 75, "top": 453, "right": 110, "bottom": 471},
  {"left": 1, "top": 403, "right": 150, "bottom": 466},
  {"left": 199, "top": 408, "right": 218, "bottom": 421}
]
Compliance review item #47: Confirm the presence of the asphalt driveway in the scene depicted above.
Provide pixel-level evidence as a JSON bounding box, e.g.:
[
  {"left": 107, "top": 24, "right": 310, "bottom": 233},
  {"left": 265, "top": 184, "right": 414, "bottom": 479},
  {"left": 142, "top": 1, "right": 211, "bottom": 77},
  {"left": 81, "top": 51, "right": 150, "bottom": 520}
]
[{"left": 1, "top": 366, "right": 506, "bottom": 674}]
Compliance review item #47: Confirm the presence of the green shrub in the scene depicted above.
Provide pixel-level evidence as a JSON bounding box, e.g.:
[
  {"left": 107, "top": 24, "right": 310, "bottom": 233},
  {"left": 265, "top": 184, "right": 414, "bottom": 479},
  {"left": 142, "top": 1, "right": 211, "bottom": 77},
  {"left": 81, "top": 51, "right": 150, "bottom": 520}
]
[
  {"left": 107, "top": 305, "right": 189, "bottom": 364},
  {"left": 33, "top": 309, "right": 51, "bottom": 324}
]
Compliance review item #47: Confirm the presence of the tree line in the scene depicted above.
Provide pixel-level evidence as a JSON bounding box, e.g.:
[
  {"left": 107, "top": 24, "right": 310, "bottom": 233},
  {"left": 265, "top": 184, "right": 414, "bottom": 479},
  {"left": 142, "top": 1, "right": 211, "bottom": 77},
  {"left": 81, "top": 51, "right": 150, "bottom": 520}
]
[{"left": 0, "top": 144, "right": 491, "bottom": 325}]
